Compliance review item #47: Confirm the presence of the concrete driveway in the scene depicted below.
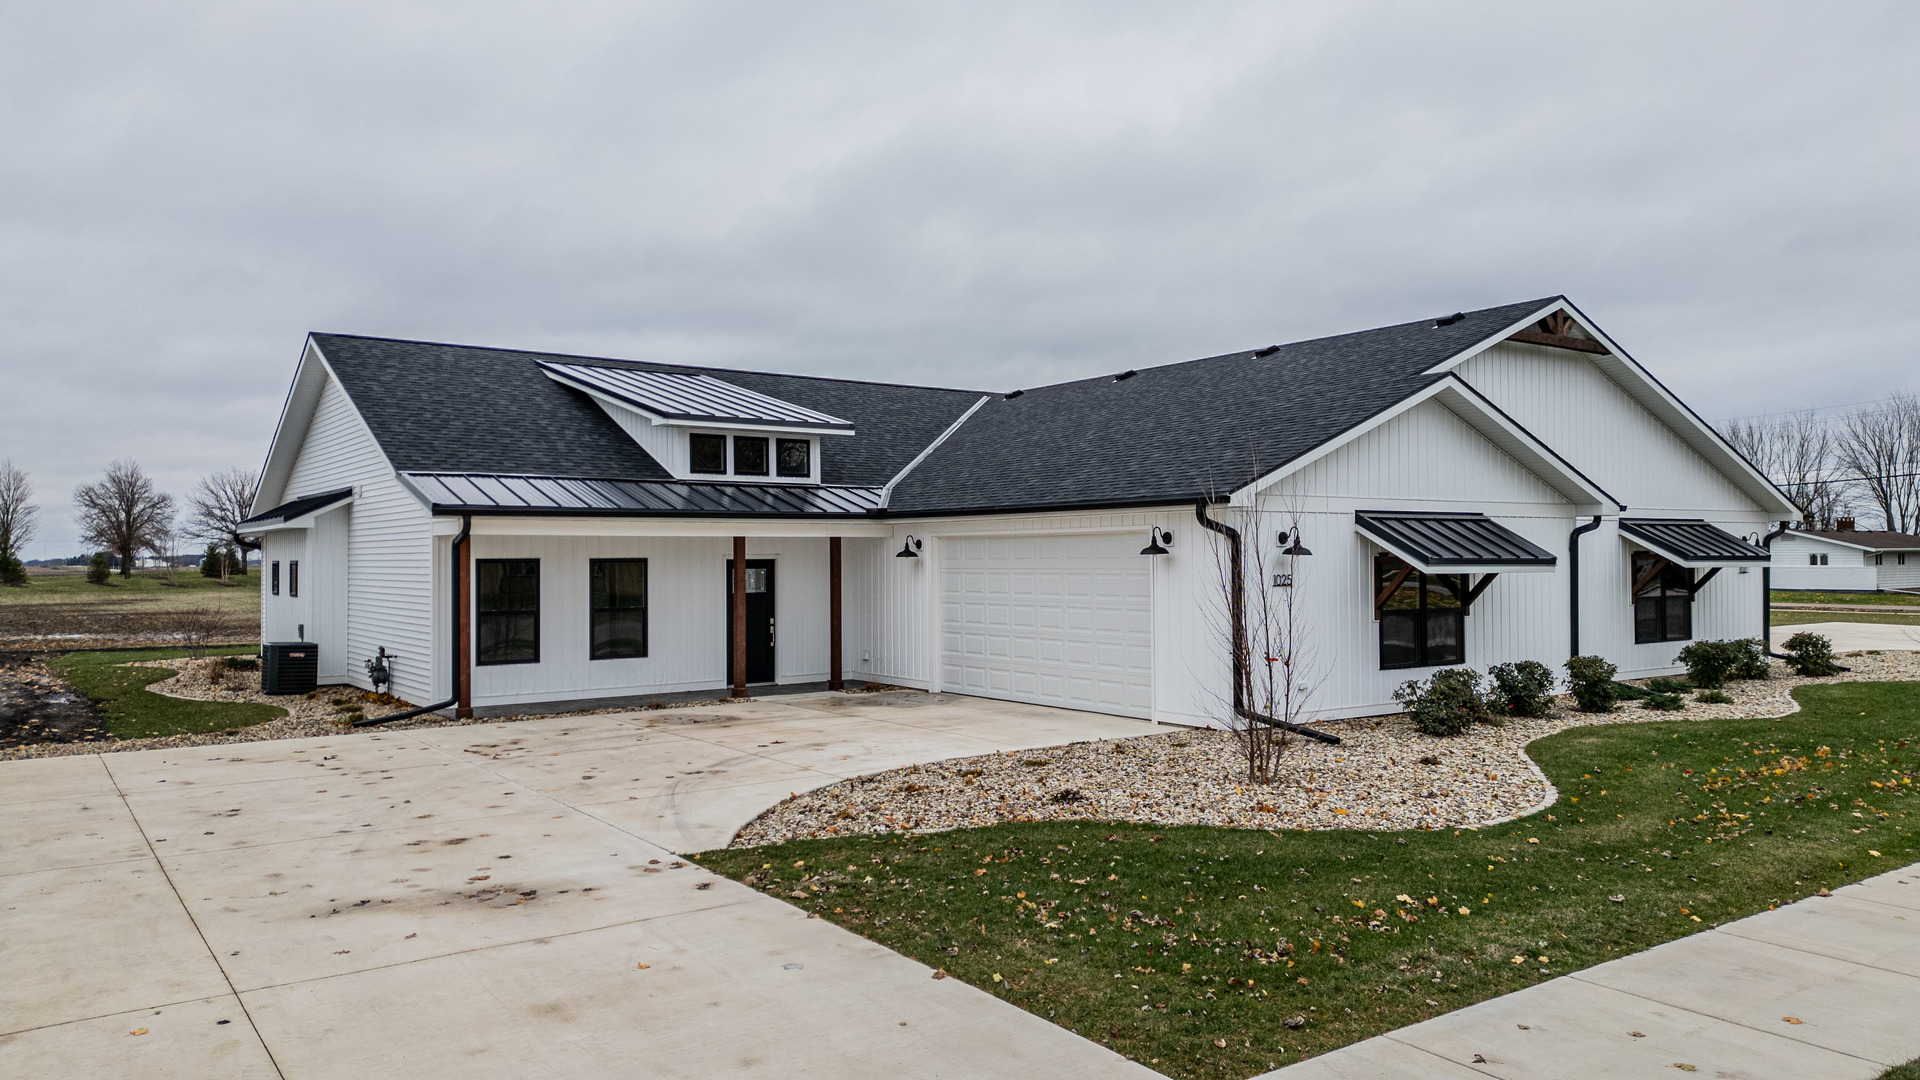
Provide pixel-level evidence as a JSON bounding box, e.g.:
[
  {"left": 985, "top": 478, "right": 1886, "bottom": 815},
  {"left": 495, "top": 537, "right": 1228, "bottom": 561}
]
[
  {"left": 1, "top": 692, "right": 1163, "bottom": 1079},
  {"left": 1772, "top": 620, "right": 1920, "bottom": 653}
]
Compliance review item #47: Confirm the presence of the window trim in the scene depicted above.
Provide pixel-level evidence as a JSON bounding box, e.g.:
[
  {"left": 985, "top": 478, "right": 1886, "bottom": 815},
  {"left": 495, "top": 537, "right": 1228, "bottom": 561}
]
[
  {"left": 1632, "top": 551, "right": 1694, "bottom": 644},
  {"left": 732, "top": 435, "right": 770, "bottom": 477},
  {"left": 588, "top": 558, "right": 648, "bottom": 660},
  {"left": 475, "top": 558, "right": 541, "bottom": 666},
  {"left": 776, "top": 438, "right": 811, "bottom": 479},
  {"left": 688, "top": 433, "right": 728, "bottom": 475},
  {"left": 288, "top": 560, "right": 299, "bottom": 598},
  {"left": 1375, "top": 554, "right": 1467, "bottom": 670}
]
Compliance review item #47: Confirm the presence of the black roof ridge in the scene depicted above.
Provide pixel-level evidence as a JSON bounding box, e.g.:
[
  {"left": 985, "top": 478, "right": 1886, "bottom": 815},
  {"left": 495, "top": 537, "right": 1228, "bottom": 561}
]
[
  {"left": 996, "top": 296, "right": 1565, "bottom": 397},
  {"left": 307, "top": 331, "right": 988, "bottom": 397}
]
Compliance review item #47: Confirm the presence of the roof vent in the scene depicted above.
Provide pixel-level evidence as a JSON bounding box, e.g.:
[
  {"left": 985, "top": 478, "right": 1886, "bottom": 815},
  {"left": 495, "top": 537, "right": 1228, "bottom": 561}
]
[
  {"left": 1434, "top": 312, "right": 1466, "bottom": 327},
  {"left": 1252, "top": 345, "right": 1280, "bottom": 358},
  {"left": 1003, "top": 389, "right": 1025, "bottom": 399},
  {"left": 1113, "top": 370, "right": 1138, "bottom": 382}
]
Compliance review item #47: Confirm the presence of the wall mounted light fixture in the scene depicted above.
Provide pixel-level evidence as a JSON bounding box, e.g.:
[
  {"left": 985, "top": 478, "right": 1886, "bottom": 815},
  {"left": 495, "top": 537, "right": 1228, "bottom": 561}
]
[
  {"left": 1279, "top": 527, "right": 1312, "bottom": 557},
  {"left": 896, "top": 535, "right": 924, "bottom": 558},
  {"left": 1140, "top": 527, "right": 1173, "bottom": 556}
]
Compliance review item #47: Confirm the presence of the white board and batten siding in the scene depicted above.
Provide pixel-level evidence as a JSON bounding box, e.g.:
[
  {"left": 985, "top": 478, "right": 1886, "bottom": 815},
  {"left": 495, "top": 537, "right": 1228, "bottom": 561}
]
[
  {"left": 275, "top": 371, "right": 438, "bottom": 704},
  {"left": 463, "top": 533, "right": 834, "bottom": 709}
]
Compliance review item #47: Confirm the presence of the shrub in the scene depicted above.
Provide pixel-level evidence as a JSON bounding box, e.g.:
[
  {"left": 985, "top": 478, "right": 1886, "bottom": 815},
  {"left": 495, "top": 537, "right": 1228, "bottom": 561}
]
[
  {"left": 0, "top": 543, "right": 25, "bottom": 587},
  {"left": 1610, "top": 680, "right": 1649, "bottom": 701},
  {"left": 1394, "top": 668, "right": 1492, "bottom": 736},
  {"left": 1564, "top": 655, "right": 1618, "bottom": 713},
  {"left": 1643, "top": 692, "right": 1686, "bottom": 711},
  {"left": 1781, "top": 632, "right": 1842, "bottom": 676},
  {"left": 86, "top": 552, "right": 111, "bottom": 585},
  {"left": 1645, "top": 676, "right": 1694, "bottom": 694},
  {"left": 1696, "top": 689, "right": 1733, "bottom": 704},
  {"left": 1676, "top": 640, "right": 1743, "bottom": 689},
  {"left": 1732, "top": 638, "right": 1771, "bottom": 680},
  {"left": 200, "top": 542, "right": 225, "bottom": 578},
  {"left": 222, "top": 655, "right": 258, "bottom": 671},
  {"left": 1487, "top": 660, "right": 1556, "bottom": 718}
]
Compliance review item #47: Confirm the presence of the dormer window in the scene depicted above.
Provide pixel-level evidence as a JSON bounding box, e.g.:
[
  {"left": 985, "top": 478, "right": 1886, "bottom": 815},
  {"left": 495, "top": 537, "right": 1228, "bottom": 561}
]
[
  {"left": 777, "top": 439, "right": 810, "bottom": 478},
  {"left": 689, "top": 434, "right": 727, "bottom": 474},
  {"left": 734, "top": 436, "right": 770, "bottom": 476}
]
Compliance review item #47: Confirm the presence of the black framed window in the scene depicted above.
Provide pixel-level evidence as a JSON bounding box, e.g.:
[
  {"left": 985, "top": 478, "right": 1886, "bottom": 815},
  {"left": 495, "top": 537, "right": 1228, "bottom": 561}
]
[
  {"left": 776, "top": 438, "right": 810, "bottom": 478},
  {"left": 1632, "top": 551, "right": 1693, "bottom": 644},
  {"left": 271, "top": 561, "right": 280, "bottom": 595},
  {"left": 733, "top": 435, "right": 769, "bottom": 476},
  {"left": 589, "top": 559, "right": 647, "bottom": 659},
  {"left": 477, "top": 559, "right": 540, "bottom": 664},
  {"left": 288, "top": 560, "right": 299, "bottom": 598},
  {"left": 1376, "top": 554, "right": 1465, "bottom": 670},
  {"left": 689, "top": 434, "right": 727, "bottom": 474}
]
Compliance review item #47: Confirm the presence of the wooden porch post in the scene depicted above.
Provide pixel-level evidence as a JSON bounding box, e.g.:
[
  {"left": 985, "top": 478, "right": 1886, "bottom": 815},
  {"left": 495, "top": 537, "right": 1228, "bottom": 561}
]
[
  {"left": 828, "top": 536, "right": 844, "bottom": 691},
  {"left": 455, "top": 531, "right": 473, "bottom": 719},
  {"left": 731, "top": 536, "right": 748, "bottom": 698}
]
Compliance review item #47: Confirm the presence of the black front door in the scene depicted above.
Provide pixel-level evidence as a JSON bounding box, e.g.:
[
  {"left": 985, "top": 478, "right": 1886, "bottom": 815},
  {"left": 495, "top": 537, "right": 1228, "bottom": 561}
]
[{"left": 726, "top": 559, "right": 776, "bottom": 684}]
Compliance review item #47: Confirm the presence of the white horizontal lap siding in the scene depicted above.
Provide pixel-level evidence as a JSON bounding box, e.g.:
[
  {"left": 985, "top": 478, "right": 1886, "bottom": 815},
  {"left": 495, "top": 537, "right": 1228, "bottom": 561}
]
[
  {"left": 1264, "top": 397, "right": 1576, "bottom": 718},
  {"left": 1770, "top": 535, "right": 1877, "bottom": 592},
  {"left": 283, "top": 374, "right": 436, "bottom": 703},
  {"left": 1879, "top": 560, "right": 1920, "bottom": 591},
  {"left": 1458, "top": 342, "right": 1757, "bottom": 514}
]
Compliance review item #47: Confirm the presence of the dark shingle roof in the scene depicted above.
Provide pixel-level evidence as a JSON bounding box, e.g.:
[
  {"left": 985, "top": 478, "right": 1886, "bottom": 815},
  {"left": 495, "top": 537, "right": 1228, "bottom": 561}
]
[
  {"left": 885, "top": 298, "right": 1557, "bottom": 513},
  {"left": 307, "top": 297, "right": 1559, "bottom": 517},
  {"left": 1793, "top": 529, "right": 1920, "bottom": 550},
  {"left": 309, "top": 335, "right": 984, "bottom": 487}
]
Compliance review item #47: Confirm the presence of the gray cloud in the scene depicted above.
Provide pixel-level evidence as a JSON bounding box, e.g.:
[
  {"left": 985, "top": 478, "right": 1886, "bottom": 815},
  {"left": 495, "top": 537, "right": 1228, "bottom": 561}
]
[{"left": 3, "top": 1, "right": 1915, "bottom": 556}]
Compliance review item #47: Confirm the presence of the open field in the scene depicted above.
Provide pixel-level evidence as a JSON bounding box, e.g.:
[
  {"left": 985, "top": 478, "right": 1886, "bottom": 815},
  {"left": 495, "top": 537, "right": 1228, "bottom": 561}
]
[
  {"left": 1773, "top": 589, "right": 1920, "bottom": 608},
  {"left": 0, "top": 568, "right": 259, "bottom": 647},
  {"left": 698, "top": 682, "right": 1920, "bottom": 1078}
]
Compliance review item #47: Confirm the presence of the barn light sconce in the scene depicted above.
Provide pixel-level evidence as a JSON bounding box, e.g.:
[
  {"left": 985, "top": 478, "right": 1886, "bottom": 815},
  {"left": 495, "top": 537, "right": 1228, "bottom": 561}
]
[
  {"left": 1279, "top": 527, "right": 1312, "bottom": 557},
  {"left": 1139, "top": 527, "right": 1173, "bottom": 556},
  {"left": 896, "top": 535, "right": 924, "bottom": 559}
]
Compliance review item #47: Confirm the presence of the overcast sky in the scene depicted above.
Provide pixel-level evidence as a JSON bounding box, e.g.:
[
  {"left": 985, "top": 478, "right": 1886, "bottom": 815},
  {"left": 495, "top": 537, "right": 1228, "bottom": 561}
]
[{"left": 3, "top": 2, "right": 1916, "bottom": 557}]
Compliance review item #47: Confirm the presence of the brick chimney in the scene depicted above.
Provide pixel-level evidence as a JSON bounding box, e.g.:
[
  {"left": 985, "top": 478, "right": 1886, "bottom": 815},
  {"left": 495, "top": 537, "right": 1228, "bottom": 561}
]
[{"left": 1835, "top": 517, "right": 1855, "bottom": 531}]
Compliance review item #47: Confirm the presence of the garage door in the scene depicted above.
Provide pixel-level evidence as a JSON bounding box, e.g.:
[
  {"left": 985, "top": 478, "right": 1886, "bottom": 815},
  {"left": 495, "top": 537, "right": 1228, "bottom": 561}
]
[{"left": 939, "top": 533, "right": 1153, "bottom": 718}]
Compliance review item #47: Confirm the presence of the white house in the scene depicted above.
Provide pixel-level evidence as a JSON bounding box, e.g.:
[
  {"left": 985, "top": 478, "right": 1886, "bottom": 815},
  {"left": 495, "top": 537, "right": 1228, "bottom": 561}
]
[
  {"left": 1771, "top": 526, "right": 1920, "bottom": 592},
  {"left": 240, "top": 297, "right": 1798, "bottom": 727}
]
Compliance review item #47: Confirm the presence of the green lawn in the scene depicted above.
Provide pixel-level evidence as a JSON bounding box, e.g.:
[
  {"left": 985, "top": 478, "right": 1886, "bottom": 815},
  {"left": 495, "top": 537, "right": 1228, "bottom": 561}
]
[
  {"left": 1879, "top": 1058, "right": 1920, "bottom": 1080},
  {"left": 1771, "top": 610, "right": 1920, "bottom": 627},
  {"left": 696, "top": 683, "right": 1920, "bottom": 1078},
  {"left": 1772, "top": 590, "right": 1920, "bottom": 607},
  {"left": 4, "top": 568, "right": 258, "bottom": 604},
  {"left": 49, "top": 646, "right": 284, "bottom": 739}
]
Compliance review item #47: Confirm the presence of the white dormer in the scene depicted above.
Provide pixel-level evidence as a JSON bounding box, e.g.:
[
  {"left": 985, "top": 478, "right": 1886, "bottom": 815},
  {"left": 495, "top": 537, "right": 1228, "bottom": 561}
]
[{"left": 539, "top": 362, "right": 854, "bottom": 484}]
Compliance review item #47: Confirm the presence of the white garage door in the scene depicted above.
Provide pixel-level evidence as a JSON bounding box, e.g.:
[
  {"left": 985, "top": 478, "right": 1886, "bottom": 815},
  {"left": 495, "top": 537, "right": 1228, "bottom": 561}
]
[{"left": 939, "top": 533, "right": 1153, "bottom": 718}]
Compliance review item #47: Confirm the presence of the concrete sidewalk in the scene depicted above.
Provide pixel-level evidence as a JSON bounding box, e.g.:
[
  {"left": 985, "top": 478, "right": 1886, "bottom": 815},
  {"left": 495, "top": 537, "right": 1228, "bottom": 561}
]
[
  {"left": 1263, "top": 863, "right": 1920, "bottom": 1080},
  {"left": 0, "top": 693, "right": 1165, "bottom": 1079},
  {"left": 1772, "top": 621, "right": 1920, "bottom": 653}
]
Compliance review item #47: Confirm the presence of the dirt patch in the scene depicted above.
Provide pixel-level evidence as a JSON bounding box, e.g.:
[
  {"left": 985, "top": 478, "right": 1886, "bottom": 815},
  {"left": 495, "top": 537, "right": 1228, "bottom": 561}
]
[{"left": 0, "top": 651, "right": 110, "bottom": 747}]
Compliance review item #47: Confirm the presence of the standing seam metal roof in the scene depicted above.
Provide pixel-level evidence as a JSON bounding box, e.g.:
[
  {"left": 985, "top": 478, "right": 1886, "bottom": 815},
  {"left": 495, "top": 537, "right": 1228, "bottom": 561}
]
[{"left": 538, "top": 362, "right": 854, "bottom": 429}]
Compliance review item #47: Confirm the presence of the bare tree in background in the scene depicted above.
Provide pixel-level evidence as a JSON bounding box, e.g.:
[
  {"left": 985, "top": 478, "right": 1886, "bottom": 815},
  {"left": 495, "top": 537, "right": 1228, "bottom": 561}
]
[
  {"left": 1203, "top": 494, "right": 1321, "bottom": 784},
  {"left": 74, "top": 461, "right": 173, "bottom": 578},
  {"left": 1722, "top": 411, "right": 1850, "bottom": 529},
  {"left": 0, "top": 460, "right": 36, "bottom": 586},
  {"left": 148, "top": 507, "right": 181, "bottom": 587},
  {"left": 1835, "top": 393, "right": 1920, "bottom": 533},
  {"left": 188, "top": 468, "right": 261, "bottom": 581}
]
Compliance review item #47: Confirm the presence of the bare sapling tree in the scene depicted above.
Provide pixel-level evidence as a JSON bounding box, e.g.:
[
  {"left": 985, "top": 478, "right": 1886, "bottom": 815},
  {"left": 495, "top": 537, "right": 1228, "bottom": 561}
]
[
  {"left": 1835, "top": 393, "right": 1920, "bottom": 533},
  {"left": 0, "top": 460, "right": 36, "bottom": 586},
  {"left": 74, "top": 460, "right": 173, "bottom": 578},
  {"left": 1722, "top": 410, "right": 1850, "bottom": 528},
  {"left": 188, "top": 467, "right": 261, "bottom": 582},
  {"left": 1204, "top": 495, "right": 1322, "bottom": 784},
  {"left": 147, "top": 506, "right": 181, "bottom": 587}
]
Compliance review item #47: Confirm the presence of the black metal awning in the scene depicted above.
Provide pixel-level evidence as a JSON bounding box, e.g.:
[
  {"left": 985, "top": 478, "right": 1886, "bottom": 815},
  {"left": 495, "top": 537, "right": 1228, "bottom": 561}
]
[
  {"left": 1618, "top": 518, "right": 1770, "bottom": 567},
  {"left": 237, "top": 488, "right": 353, "bottom": 531},
  {"left": 1355, "top": 511, "right": 1557, "bottom": 574}
]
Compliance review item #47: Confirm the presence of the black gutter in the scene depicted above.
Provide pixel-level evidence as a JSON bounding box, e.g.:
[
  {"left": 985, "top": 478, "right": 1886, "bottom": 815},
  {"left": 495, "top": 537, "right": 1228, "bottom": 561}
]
[
  {"left": 356, "top": 513, "right": 471, "bottom": 726},
  {"left": 1568, "top": 515, "right": 1603, "bottom": 656},
  {"left": 1760, "top": 520, "right": 1793, "bottom": 661},
  {"left": 1194, "top": 500, "right": 1341, "bottom": 745}
]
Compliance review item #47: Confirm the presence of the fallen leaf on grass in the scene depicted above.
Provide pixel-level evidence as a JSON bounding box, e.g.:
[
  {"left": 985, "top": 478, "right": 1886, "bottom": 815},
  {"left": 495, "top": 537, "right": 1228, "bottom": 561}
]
[
  {"left": 990, "top": 973, "right": 1002, "bottom": 983},
  {"left": 1214, "top": 1039, "right": 1229, "bottom": 1049},
  {"left": 931, "top": 970, "right": 947, "bottom": 980}
]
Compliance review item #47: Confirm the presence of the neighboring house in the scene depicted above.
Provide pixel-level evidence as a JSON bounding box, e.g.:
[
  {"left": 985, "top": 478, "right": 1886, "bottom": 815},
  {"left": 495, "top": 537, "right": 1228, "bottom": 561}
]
[
  {"left": 239, "top": 297, "right": 1798, "bottom": 725},
  {"left": 1771, "top": 526, "right": 1920, "bottom": 592}
]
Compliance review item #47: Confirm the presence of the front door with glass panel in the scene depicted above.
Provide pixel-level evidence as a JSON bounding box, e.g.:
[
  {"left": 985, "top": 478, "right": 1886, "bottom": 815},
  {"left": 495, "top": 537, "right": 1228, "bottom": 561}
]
[{"left": 725, "top": 559, "right": 776, "bottom": 684}]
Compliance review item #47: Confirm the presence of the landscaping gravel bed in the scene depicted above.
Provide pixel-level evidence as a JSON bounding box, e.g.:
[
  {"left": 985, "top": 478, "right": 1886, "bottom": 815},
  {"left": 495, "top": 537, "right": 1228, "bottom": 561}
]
[{"left": 731, "top": 652, "right": 1920, "bottom": 847}]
